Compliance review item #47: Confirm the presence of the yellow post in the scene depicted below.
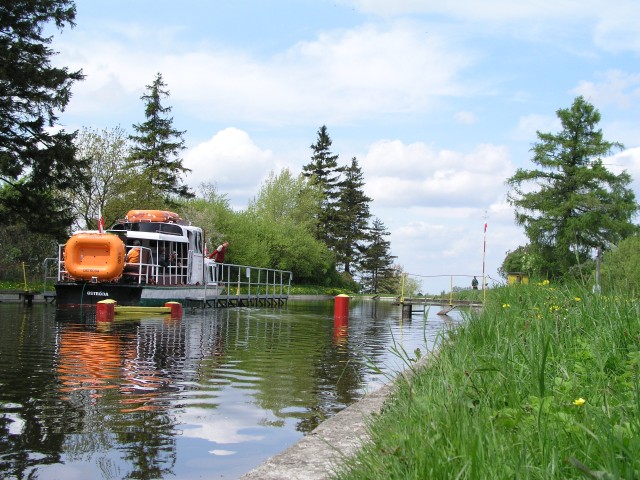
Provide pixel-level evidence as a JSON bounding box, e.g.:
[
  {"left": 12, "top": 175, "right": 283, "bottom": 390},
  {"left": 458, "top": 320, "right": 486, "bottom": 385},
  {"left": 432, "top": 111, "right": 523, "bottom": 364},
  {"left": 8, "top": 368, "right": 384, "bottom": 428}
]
[
  {"left": 400, "top": 272, "right": 406, "bottom": 303},
  {"left": 449, "top": 275, "right": 453, "bottom": 306},
  {"left": 22, "top": 262, "right": 28, "bottom": 291}
]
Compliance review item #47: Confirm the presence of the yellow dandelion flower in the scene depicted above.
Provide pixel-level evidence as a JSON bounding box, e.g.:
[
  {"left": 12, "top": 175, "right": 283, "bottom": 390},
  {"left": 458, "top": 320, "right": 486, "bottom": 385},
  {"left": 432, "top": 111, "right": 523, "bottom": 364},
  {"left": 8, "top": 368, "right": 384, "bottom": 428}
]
[
  {"left": 502, "top": 303, "right": 511, "bottom": 308},
  {"left": 572, "top": 398, "right": 586, "bottom": 406},
  {"left": 574, "top": 297, "right": 581, "bottom": 302}
]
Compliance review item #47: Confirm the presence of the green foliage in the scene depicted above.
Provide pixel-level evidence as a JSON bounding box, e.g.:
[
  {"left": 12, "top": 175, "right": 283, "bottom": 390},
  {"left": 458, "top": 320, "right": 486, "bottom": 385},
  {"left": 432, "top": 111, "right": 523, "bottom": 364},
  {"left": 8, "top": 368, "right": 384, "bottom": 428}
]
[
  {"left": 228, "top": 211, "right": 333, "bottom": 284},
  {"left": 507, "top": 96, "right": 638, "bottom": 279},
  {"left": 337, "top": 283, "right": 640, "bottom": 479},
  {"left": 358, "top": 218, "right": 397, "bottom": 293},
  {"left": 599, "top": 235, "right": 640, "bottom": 295},
  {"left": 498, "top": 245, "right": 540, "bottom": 278},
  {"left": 129, "top": 73, "right": 193, "bottom": 199},
  {"left": 303, "top": 125, "right": 344, "bottom": 246},
  {"left": 334, "top": 157, "right": 372, "bottom": 275},
  {"left": 177, "top": 183, "right": 334, "bottom": 285},
  {"left": 247, "top": 168, "right": 321, "bottom": 234},
  {"left": 0, "top": 0, "right": 89, "bottom": 236},
  {"left": 0, "top": 223, "right": 58, "bottom": 283},
  {"left": 70, "top": 126, "right": 131, "bottom": 230}
]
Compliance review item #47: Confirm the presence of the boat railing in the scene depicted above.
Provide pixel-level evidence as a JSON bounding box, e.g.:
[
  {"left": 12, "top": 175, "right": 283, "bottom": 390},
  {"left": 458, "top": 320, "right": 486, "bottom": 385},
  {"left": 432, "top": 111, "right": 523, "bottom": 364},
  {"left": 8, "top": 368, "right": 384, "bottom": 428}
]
[
  {"left": 43, "top": 257, "right": 59, "bottom": 291},
  {"left": 208, "top": 262, "right": 292, "bottom": 300}
]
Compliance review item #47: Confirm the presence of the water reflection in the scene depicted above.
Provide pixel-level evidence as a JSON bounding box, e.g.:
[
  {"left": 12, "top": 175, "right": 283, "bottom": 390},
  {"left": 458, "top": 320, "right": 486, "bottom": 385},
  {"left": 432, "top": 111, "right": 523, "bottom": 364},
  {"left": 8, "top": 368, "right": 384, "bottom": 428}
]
[{"left": 0, "top": 300, "right": 463, "bottom": 479}]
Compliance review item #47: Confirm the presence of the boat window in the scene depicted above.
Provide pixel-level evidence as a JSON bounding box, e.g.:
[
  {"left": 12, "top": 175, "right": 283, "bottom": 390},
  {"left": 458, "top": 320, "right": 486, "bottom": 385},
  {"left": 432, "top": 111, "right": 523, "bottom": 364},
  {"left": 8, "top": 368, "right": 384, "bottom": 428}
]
[
  {"left": 110, "top": 222, "right": 184, "bottom": 236},
  {"left": 195, "top": 231, "right": 202, "bottom": 253}
]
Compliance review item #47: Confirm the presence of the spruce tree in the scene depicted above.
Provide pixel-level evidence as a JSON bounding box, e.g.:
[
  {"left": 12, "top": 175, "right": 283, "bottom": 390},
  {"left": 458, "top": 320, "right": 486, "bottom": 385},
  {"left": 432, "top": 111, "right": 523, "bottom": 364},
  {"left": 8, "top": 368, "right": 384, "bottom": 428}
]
[
  {"left": 507, "top": 96, "right": 638, "bottom": 278},
  {"left": 303, "top": 125, "right": 343, "bottom": 246},
  {"left": 358, "top": 218, "right": 396, "bottom": 293},
  {"left": 129, "top": 73, "right": 193, "bottom": 199},
  {"left": 0, "top": 0, "right": 88, "bottom": 237},
  {"left": 334, "top": 157, "right": 372, "bottom": 276}
]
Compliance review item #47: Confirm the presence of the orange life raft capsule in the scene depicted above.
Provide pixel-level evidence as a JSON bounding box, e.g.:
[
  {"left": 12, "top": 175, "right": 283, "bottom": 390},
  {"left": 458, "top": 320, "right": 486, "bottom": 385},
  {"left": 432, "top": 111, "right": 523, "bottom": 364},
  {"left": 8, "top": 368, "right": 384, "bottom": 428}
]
[
  {"left": 125, "top": 210, "right": 181, "bottom": 223},
  {"left": 64, "top": 233, "right": 126, "bottom": 281}
]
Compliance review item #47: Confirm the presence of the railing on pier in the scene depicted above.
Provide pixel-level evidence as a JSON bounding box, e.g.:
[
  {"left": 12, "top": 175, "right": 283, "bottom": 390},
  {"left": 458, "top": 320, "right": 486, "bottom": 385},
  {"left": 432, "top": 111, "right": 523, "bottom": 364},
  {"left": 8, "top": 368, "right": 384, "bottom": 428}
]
[{"left": 201, "top": 262, "right": 292, "bottom": 308}]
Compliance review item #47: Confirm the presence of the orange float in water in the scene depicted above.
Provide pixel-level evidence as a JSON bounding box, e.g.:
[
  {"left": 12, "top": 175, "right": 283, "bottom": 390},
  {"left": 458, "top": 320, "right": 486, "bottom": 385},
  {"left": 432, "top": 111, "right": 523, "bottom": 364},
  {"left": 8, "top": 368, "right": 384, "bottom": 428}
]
[
  {"left": 64, "top": 233, "right": 125, "bottom": 281},
  {"left": 125, "top": 210, "right": 181, "bottom": 223}
]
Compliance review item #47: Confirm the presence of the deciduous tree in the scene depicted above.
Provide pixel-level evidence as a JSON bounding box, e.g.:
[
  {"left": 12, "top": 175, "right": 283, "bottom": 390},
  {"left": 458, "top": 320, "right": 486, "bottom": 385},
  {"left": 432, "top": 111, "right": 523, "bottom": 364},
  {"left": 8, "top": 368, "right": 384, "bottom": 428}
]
[{"left": 70, "top": 126, "right": 130, "bottom": 230}]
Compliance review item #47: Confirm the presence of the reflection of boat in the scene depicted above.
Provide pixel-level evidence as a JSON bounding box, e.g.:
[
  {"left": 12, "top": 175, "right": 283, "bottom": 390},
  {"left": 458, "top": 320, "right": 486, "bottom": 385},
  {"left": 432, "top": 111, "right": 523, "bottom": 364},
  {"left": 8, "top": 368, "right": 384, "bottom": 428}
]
[{"left": 55, "top": 210, "right": 221, "bottom": 306}]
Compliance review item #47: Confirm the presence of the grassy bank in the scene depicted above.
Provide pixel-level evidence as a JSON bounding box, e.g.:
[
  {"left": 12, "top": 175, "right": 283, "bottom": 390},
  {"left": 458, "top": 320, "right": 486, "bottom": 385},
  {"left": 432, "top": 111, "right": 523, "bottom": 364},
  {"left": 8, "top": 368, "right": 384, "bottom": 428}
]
[{"left": 335, "top": 282, "right": 640, "bottom": 479}]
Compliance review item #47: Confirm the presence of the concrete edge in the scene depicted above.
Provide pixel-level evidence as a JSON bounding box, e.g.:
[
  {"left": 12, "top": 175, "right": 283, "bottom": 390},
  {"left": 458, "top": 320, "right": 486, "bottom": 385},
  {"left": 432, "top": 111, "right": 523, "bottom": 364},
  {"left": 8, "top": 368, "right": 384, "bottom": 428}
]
[{"left": 240, "top": 350, "right": 439, "bottom": 480}]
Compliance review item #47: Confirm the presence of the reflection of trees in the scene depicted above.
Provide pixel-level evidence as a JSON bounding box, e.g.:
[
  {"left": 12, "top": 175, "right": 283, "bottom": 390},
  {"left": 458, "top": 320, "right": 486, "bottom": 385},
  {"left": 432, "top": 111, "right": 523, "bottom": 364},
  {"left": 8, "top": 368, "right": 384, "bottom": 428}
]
[
  {"left": 0, "top": 299, "right": 429, "bottom": 478},
  {"left": 0, "top": 308, "right": 67, "bottom": 478},
  {"left": 54, "top": 318, "right": 179, "bottom": 479},
  {"left": 215, "top": 303, "right": 380, "bottom": 434}
]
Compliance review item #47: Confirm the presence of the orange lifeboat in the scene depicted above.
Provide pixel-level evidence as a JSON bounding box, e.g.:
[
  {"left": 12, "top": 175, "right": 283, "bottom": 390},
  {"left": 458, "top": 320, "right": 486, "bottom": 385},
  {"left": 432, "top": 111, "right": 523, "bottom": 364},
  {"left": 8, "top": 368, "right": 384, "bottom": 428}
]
[
  {"left": 64, "top": 233, "right": 126, "bottom": 281},
  {"left": 125, "top": 210, "right": 181, "bottom": 223}
]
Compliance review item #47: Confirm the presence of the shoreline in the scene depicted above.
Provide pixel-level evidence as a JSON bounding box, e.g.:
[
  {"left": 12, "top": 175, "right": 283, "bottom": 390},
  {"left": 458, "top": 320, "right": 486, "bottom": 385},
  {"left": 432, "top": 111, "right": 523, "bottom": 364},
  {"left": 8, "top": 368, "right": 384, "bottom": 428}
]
[{"left": 240, "top": 352, "right": 436, "bottom": 480}]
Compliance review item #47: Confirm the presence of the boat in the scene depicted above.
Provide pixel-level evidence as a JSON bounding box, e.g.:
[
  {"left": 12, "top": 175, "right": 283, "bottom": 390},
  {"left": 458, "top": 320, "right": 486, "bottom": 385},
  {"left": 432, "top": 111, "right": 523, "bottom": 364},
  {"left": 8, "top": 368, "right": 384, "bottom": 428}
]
[{"left": 54, "top": 210, "right": 222, "bottom": 307}]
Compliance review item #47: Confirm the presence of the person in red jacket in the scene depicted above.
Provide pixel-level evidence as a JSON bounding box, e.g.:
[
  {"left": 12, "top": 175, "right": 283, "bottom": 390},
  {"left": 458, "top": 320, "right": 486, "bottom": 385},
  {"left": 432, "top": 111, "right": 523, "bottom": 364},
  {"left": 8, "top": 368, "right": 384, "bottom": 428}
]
[
  {"left": 208, "top": 241, "right": 229, "bottom": 283},
  {"left": 208, "top": 241, "right": 229, "bottom": 262}
]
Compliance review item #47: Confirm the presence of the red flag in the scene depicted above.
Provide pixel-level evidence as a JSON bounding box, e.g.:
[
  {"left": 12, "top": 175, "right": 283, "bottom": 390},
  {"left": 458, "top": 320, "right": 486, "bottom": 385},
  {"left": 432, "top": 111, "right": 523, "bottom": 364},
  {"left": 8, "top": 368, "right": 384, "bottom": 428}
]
[
  {"left": 98, "top": 216, "right": 105, "bottom": 233},
  {"left": 484, "top": 222, "right": 487, "bottom": 232}
]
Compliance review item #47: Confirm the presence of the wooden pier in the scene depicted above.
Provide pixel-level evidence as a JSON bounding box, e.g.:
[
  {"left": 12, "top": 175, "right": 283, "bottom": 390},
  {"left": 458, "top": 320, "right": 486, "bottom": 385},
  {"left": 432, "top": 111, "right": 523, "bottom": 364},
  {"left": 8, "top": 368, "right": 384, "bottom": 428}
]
[
  {"left": 395, "top": 297, "right": 482, "bottom": 317},
  {"left": 185, "top": 292, "right": 289, "bottom": 309}
]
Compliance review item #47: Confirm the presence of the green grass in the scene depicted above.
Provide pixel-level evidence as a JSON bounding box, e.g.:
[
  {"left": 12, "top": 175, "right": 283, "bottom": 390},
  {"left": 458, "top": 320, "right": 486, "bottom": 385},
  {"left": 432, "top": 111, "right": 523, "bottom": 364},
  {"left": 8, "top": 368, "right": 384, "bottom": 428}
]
[{"left": 334, "top": 282, "right": 640, "bottom": 479}]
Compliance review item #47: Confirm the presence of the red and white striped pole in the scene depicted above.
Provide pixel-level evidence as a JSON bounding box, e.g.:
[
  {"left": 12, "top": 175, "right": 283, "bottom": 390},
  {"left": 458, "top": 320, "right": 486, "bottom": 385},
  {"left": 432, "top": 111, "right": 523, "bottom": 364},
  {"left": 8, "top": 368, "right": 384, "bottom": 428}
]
[{"left": 482, "top": 218, "right": 487, "bottom": 302}]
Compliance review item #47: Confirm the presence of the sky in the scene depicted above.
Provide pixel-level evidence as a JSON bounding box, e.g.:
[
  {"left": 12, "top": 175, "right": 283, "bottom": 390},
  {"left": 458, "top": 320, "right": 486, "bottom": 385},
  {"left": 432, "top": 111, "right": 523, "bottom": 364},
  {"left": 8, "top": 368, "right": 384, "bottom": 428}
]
[{"left": 48, "top": 0, "right": 640, "bottom": 293}]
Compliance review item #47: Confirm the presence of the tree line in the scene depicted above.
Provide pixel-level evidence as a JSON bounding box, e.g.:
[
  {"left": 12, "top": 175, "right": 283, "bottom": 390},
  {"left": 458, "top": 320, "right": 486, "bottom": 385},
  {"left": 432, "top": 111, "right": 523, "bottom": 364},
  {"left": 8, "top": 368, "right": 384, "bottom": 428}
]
[
  {"left": 2, "top": 0, "right": 639, "bottom": 294},
  {"left": 0, "top": 1, "right": 399, "bottom": 291}
]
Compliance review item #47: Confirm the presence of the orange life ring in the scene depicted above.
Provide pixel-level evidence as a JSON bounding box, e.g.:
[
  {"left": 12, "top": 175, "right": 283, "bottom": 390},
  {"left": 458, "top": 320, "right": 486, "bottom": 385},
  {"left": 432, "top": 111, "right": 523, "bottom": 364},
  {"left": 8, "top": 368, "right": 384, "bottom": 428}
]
[
  {"left": 64, "top": 233, "right": 125, "bottom": 281},
  {"left": 125, "top": 210, "right": 181, "bottom": 223}
]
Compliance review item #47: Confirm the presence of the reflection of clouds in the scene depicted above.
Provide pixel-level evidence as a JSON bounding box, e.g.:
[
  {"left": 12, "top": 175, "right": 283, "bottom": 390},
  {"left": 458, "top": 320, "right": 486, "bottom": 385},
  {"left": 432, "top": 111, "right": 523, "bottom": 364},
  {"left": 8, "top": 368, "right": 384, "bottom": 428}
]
[
  {"left": 2, "top": 412, "right": 24, "bottom": 435},
  {"left": 177, "top": 407, "right": 265, "bottom": 444},
  {"left": 209, "top": 449, "right": 236, "bottom": 456}
]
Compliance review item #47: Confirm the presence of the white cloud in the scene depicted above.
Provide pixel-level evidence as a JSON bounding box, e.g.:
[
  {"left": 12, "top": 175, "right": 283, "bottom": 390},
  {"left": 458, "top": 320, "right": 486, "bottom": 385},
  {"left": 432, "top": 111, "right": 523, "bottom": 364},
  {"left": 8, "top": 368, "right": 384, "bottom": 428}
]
[
  {"left": 512, "top": 114, "right": 560, "bottom": 141},
  {"left": 572, "top": 70, "right": 640, "bottom": 108},
  {"left": 55, "top": 21, "right": 475, "bottom": 127},
  {"left": 361, "top": 140, "right": 513, "bottom": 208},
  {"left": 345, "top": 0, "right": 640, "bottom": 54},
  {"left": 184, "top": 128, "right": 275, "bottom": 201},
  {"left": 454, "top": 111, "right": 478, "bottom": 124},
  {"left": 609, "top": 147, "right": 640, "bottom": 194}
]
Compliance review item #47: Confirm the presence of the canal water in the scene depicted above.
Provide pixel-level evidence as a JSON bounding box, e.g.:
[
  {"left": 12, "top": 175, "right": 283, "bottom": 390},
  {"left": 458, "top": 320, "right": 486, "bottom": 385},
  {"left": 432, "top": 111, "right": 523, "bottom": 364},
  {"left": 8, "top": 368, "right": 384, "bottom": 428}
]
[{"left": 0, "top": 299, "right": 463, "bottom": 479}]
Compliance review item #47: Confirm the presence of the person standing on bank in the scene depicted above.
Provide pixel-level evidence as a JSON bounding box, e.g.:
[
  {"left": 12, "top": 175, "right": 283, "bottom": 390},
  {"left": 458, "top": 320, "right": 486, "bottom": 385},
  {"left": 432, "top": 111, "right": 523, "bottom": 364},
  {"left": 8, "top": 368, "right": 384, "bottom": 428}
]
[
  {"left": 471, "top": 276, "right": 479, "bottom": 289},
  {"left": 208, "top": 241, "right": 229, "bottom": 282}
]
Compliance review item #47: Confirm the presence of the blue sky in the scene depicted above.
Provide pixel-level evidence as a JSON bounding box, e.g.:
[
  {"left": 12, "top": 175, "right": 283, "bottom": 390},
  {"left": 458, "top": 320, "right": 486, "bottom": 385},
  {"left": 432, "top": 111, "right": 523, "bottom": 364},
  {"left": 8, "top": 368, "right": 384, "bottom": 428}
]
[{"left": 50, "top": 0, "right": 640, "bottom": 292}]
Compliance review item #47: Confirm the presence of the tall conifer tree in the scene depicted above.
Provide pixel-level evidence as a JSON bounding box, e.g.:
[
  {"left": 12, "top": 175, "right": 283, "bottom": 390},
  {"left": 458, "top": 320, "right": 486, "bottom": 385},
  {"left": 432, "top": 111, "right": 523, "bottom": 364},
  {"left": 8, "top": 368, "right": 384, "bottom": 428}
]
[
  {"left": 129, "top": 73, "right": 193, "bottom": 199},
  {"left": 334, "top": 157, "right": 372, "bottom": 275},
  {"left": 507, "top": 96, "right": 638, "bottom": 278},
  {"left": 0, "top": 0, "right": 88, "bottom": 237},
  {"left": 302, "top": 125, "right": 343, "bottom": 246},
  {"left": 358, "top": 218, "right": 396, "bottom": 293}
]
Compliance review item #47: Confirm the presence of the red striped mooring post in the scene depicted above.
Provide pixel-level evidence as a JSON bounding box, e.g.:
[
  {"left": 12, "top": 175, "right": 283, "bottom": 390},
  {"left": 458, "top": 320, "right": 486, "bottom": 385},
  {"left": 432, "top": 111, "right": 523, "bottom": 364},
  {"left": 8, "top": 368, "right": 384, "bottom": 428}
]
[
  {"left": 96, "top": 299, "right": 116, "bottom": 322},
  {"left": 165, "top": 301, "right": 183, "bottom": 319},
  {"left": 333, "top": 294, "right": 349, "bottom": 343},
  {"left": 334, "top": 294, "right": 349, "bottom": 319}
]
